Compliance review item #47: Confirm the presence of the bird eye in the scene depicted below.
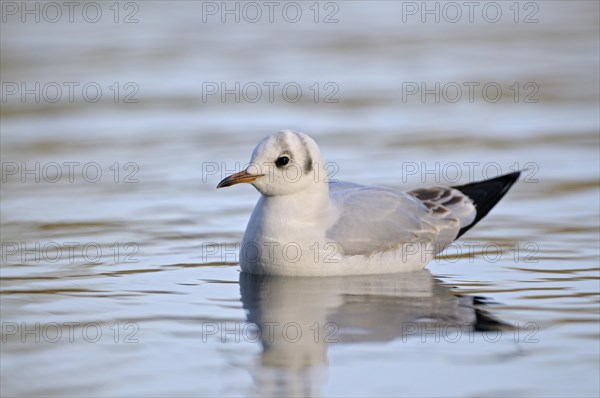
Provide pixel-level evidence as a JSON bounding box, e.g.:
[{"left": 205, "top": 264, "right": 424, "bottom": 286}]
[{"left": 275, "top": 156, "right": 290, "bottom": 167}]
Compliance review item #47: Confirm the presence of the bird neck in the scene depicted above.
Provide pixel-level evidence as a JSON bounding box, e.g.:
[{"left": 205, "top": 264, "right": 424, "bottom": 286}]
[{"left": 261, "top": 182, "right": 330, "bottom": 224}]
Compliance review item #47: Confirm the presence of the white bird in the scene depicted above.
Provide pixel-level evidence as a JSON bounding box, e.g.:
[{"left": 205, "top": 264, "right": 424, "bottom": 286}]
[{"left": 217, "top": 130, "right": 520, "bottom": 276}]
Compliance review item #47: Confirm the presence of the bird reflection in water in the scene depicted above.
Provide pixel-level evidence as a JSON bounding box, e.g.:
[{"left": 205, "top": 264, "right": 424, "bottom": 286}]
[{"left": 240, "top": 270, "right": 510, "bottom": 397}]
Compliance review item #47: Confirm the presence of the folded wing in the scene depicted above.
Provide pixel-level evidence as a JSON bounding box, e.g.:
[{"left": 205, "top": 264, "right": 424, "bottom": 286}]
[{"left": 326, "top": 182, "right": 476, "bottom": 256}]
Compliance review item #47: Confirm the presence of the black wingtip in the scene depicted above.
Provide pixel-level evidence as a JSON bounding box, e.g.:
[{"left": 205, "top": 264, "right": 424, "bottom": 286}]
[{"left": 453, "top": 171, "right": 521, "bottom": 238}]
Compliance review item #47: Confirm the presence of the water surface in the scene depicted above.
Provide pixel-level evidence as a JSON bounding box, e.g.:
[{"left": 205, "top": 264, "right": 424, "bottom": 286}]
[{"left": 1, "top": 1, "right": 599, "bottom": 397}]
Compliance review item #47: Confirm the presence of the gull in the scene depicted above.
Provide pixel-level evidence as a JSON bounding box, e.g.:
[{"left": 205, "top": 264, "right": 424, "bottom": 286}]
[{"left": 217, "top": 130, "right": 520, "bottom": 276}]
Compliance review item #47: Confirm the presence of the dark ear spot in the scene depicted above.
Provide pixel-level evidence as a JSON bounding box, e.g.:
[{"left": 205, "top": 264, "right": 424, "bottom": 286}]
[
  {"left": 304, "top": 156, "right": 313, "bottom": 173},
  {"left": 292, "top": 131, "right": 313, "bottom": 174}
]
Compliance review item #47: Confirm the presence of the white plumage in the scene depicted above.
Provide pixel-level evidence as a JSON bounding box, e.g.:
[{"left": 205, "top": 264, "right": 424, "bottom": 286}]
[{"left": 217, "top": 130, "right": 519, "bottom": 276}]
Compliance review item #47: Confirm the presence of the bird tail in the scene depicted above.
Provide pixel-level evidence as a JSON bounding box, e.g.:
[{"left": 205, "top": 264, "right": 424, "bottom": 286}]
[{"left": 453, "top": 171, "right": 521, "bottom": 238}]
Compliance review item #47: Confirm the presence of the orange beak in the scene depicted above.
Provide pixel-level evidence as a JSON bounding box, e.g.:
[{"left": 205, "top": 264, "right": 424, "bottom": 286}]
[{"left": 216, "top": 170, "right": 264, "bottom": 188}]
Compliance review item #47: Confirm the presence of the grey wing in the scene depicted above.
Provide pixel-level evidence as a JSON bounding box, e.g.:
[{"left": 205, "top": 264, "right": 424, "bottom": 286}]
[
  {"left": 408, "top": 186, "right": 476, "bottom": 227},
  {"left": 326, "top": 182, "right": 476, "bottom": 256}
]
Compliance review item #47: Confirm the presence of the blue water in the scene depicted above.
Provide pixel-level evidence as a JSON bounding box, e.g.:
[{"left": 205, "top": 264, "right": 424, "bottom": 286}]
[{"left": 1, "top": 1, "right": 599, "bottom": 396}]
